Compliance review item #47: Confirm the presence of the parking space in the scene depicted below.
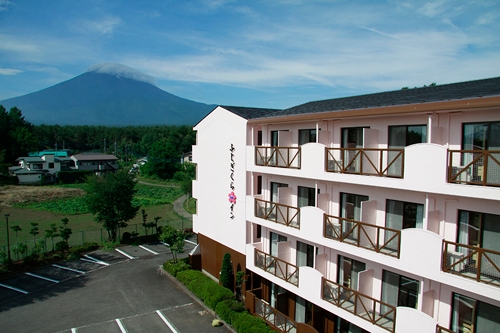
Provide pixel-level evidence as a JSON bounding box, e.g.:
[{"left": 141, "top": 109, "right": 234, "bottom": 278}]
[
  {"left": 0, "top": 242, "right": 181, "bottom": 304},
  {"left": 56, "top": 302, "right": 231, "bottom": 333}
]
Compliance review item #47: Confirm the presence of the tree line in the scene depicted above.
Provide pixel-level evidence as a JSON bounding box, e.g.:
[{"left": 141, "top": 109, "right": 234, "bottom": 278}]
[{"left": 0, "top": 105, "right": 196, "bottom": 179}]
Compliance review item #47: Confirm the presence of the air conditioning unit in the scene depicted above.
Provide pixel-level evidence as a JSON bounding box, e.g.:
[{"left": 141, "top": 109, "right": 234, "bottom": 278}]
[
  {"left": 447, "top": 250, "right": 465, "bottom": 271},
  {"left": 452, "top": 166, "right": 471, "bottom": 182}
]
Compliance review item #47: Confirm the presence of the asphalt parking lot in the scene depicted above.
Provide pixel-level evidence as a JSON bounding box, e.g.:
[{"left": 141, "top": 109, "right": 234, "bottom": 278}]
[{"left": 0, "top": 241, "right": 233, "bottom": 333}]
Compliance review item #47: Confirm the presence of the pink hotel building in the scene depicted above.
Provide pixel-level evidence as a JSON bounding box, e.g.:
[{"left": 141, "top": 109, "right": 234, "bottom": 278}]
[{"left": 191, "top": 77, "right": 500, "bottom": 333}]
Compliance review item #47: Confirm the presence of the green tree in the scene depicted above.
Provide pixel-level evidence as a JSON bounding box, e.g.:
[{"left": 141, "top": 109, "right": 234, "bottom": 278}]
[
  {"left": 0, "top": 106, "right": 38, "bottom": 163},
  {"left": 141, "top": 139, "right": 180, "bottom": 179},
  {"left": 84, "top": 170, "right": 139, "bottom": 241},
  {"left": 59, "top": 217, "right": 72, "bottom": 246},
  {"left": 29, "top": 222, "right": 39, "bottom": 244},
  {"left": 10, "top": 225, "right": 22, "bottom": 260},
  {"left": 174, "top": 162, "right": 196, "bottom": 203},
  {"left": 45, "top": 223, "right": 59, "bottom": 252},
  {"left": 159, "top": 225, "right": 185, "bottom": 263},
  {"left": 220, "top": 252, "right": 233, "bottom": 290}
]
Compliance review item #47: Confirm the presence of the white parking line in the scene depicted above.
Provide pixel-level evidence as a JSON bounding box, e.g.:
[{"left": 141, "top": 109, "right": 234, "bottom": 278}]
[
  {"left": 52, "top": 264, "right": 86, "bottom": 274},
  {"left": 0, "top": 283, "right": 29, "bottom": 294},
  {"left": 83, "top": 254, "right": 110, "bottom": 266},
  {"left": 116, "top": 318, "right": 128, "bottom": 333},
  {"left": 156, "top": 310, "right": 179, "bottom": 333},
  {"left": 139, "top": 245, "right": 160, "bottom": 255},
  {"left": 25, "top": 272, "right": 59, "bottom": 283},
  {"left": 80, "top": 257, "right": 109, "bottom": 266},
  {"left": 115, "top": 248, "right": 136, "bottom": 259}
]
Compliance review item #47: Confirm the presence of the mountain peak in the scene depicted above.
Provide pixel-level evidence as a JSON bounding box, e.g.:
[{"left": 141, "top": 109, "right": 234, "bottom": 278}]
[{"left": 86, "top": 63, "right": 157, "bottom": 86}]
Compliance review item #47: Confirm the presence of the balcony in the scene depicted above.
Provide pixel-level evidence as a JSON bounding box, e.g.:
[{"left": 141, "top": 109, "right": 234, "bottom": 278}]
[
  {"left": 255, "top": 146, "right": 301, "bottom": 169},
  {"left": 254, "top": 248, "right": 299, "bottom": 286},
  {"left": 322, "top": 277, "right": 396, "bottom": 332},
  {"left": 325, "top": 148, "right": 404, "bottom": 178},
  {"left": 448, "top": 150, "right": 500, "bottom": 186},
  {"left": 324, "top": 214, "right": 401, "bottom": 258},
  {"left": 443, "top": 240, "right": 500, "bottom": 287},
  {"left": 255, "top": 198, "right": 300, "bottom": 229}
]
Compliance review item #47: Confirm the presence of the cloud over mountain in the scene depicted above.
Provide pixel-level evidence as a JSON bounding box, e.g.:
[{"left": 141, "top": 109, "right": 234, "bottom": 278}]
[{"left": 87, "top": 63, "right": 157, "bottom": 86}]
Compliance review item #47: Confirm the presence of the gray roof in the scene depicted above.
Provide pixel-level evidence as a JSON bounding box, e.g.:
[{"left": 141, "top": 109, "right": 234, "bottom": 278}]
[
  {"left": 71, "top": 153, "right": 118, "bottom": 161},
  {"left": 16, "top": 156, "right": 43, "bottom": 163},
  {"left": 220, "top": 106, "right": 282, "bottom": 120},
  {"left": 273, "top": 77, "right": 500, "bottom": 117}
]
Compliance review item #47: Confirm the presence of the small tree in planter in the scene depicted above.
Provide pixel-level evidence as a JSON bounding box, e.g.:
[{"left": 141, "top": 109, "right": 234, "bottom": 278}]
[
  {"left": 220, "top": 253, "right": 233, "bottom": 290},
  {"left": 159, "top": 225, "right": 185, "bottom": 263},
  {"left": 235, "top": 270, "right": 246, "bottom": 300}
]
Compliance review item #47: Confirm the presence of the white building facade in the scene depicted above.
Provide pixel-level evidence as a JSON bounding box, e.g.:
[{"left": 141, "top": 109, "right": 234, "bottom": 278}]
[{"left": 192, "top": 77, "right": 500, "bottom": 333}]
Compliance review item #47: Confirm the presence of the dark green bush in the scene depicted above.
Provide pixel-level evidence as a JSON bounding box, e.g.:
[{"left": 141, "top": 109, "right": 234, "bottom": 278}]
[
  {"left": 163, "top": 259, "right": 190, "bottom": 277},
  {"left": 215, "top": 299, "right": 245, "bottom": 323},
  {"left": 69, "top": 242, "right": 99, "bottom": 255},
  {"left": 231, "top": 311, "right": 273, "bottom": 333},
  {"left": 176, "top": 269, "right": 206, "bottom": 286},
  {"left": 55, "top": 241, "right": 69, "bottom": 252}
]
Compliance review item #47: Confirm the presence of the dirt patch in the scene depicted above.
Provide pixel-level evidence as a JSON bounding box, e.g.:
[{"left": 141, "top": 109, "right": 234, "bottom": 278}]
[{"left": 0, "top": 185, "right": 85, "bottom": 207}]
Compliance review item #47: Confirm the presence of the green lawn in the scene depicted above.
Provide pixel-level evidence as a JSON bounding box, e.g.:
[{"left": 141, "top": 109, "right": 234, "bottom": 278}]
[{"left": 0, "top": 182, "right": 190, "bottom": 247}]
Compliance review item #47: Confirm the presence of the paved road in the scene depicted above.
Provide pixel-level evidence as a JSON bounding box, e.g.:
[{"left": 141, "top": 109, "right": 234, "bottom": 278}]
[{"left": 0, "top": 242, "right": 231, "bottom": 333}]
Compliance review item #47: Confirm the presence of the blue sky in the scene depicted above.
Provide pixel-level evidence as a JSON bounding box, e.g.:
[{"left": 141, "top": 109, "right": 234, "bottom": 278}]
[{"left": 0, "top": 0, "right": 499, "bottom": 109}]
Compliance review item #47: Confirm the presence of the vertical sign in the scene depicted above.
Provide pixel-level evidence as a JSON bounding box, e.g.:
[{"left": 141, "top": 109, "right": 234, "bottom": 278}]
[{"left": 228, "top": 144, "right": 237, "bottom": 219}]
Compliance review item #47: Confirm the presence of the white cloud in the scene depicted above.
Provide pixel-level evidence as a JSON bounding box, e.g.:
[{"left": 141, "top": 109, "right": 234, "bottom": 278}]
[
  {"left": 80, "top": 16, "right": 122, "bottom": 35},
  {"left": 0, "top": 0, "right": 12, "bottom": 12},
  {"left": 0, "top": 67, "right": 22, "bottom": 75},
  {"left": 87, "top": 63, "right": 157, "bottom": 85}
]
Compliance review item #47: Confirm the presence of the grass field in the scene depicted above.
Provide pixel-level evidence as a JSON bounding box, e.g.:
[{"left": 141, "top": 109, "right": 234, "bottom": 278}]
[{"left": 0, "top": 180, "right": 191, "bottom": 247}]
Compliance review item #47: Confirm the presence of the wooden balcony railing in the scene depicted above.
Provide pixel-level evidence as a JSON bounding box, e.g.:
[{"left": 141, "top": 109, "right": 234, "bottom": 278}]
[
  {"left": 255, "top": 248, "right": 299, "bottom": 286},
  {"left": 322, "top": 277, "right": 396, "bottom": 332},
  {"left": 254, "top": 296, "right": 297, "bottom": 333},
  {"left": 325, "top": 148, "right": 404, "bottom": 178},
  {"left": 436, "top": 325, "right": 454, "bottom": 333},
  {"left": 448, "top": 150, "right": 500, "bottom": 186},
  {"left": 255, "top": 198, "right": 300, "bottom": 229},
  {"left": 255, "top": 146, "right": 301, "bottom": 169},
  {"left": 443, "top": 240, "right": 500, "bottom": 287},
  {"left": 324, "top": 214, "right": 401, "bottom": 258}
]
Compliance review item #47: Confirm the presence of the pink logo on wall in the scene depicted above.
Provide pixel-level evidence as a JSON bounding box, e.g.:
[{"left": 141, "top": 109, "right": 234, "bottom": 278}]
[{"left": 228, "top": 191, "right": 237, "bottom": 204}]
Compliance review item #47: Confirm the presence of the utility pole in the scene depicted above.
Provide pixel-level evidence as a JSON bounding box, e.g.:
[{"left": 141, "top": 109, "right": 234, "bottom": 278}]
[{"left": 104, "top": 138, "right": 106, "bottom": 154}]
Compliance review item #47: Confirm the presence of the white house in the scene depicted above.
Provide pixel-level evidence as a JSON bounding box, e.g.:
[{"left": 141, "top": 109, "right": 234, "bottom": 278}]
[{"left": 192, "top": 77, "right": 500, "bottom": 333}]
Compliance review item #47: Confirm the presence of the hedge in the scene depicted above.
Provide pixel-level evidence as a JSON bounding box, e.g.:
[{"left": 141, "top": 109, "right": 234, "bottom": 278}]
[{"left": 166, "top": 262, "right": 274, "bottom": 333}]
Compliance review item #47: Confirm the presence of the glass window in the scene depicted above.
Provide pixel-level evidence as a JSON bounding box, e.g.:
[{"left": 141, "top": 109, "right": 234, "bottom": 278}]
[
  {"left": 271, "top": 131, "right": 279, "bottom": 147},
  {"left": 299, "top": 129, "right": 316, "bottom": 145},
  {"left": 386, "top": 200, "right": 424, "bottom": 230},
  {"left": 340, "top": 193, "right": 369, "bottom": 221},
  {"left": 338, "top": 256, "right": 366, "bottom": 291},
  {"left": 296, "top": 241, "right": 314, "bottom": 268},
  {"left": 270, "top": 232, "right": 287, "bottom": 257},
  {"left": 389, "top": 125, "right": 427, "bottom": 148},
  {"left": 457, "top": 210, "right": 500, "bottom": 252},
  {"left": 381, "top": 270, "right": 419, "bottom": 316},
  {"left": 271, "top": 182, "right": 288, "bottom": 203},
  {"left": 452, "top": 293, "right": 500, "bottom": 333},
  {"left": 462, "top": 122, "right": 500, "bottom": 150},
  {"left": 342, "top": 127, "right": 365, "bottom": 148},
  {"left": 337, "top": 317, "right": 369, "bottom": 333},
  {"left": 297, "top": 186, "right": 317, "bottom": 208}
]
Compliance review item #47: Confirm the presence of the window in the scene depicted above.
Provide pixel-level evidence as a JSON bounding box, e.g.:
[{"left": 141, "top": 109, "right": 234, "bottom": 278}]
[
  {"left": 388, "top": 125, "right": 427, "bottom": 148},
  {"left": 342, "top": 127, "right": 365, "bottom": 148},
  {"left": 271, "top": 131, "right": 279, "bottom": 147},
  {"left": 299, "top": 129, "right": 316, "bottom": 145},
  {"left": 48, "top": 162, "right": 55, "bottom": 168},
  {"left": 270, "top": 232, "right": 287, "bottom": 257},
  {"left": 257, "top": 130, "right": 262, "bottom": 146},
  {"left": 295, "top": 296, "right": 313, "bottom": 326},
  {"left": 451, "top": 293, "right": 500, "bottom": 333},
  {"left": 340, "top": 193, "right": 369, "bottom": 221},
  {"left": 296, "top": 241, "right": 314, "bottom": 268},
  {"left": 462, "top": 122, "right": 500, "bottom": 151},
  {"left": 457, "top": 210, "right": 500, "bottom": 253},
  {"left": 385, "top": 200, "right": 424, "bottom": 230},
  {"left": 381, "top": 270, "right": 419, "bottom": 318},
  {"left": 338, "top": 256, "right": 366, "bottom": 291},
  {"left": 271, "top": 182, "right": 288, "bottom": 203},
  {"left": 256, "top": 175, "right": 262, "bottom": 195},
  {"left": 297, "top": 186, "right": 317, "bottom": 208}
]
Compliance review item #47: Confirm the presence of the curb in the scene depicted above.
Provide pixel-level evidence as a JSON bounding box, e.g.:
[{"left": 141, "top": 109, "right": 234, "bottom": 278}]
[{"left": 158, "top": 265, "right": 238, "bottom": 333}]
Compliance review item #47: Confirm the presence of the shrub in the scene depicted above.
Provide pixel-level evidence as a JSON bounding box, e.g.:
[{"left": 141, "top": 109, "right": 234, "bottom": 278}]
[
  {"left": 215, "top": 299, "right": 245, "bottom": 323},
  {"left": 55, "top": 241, "right": 69, "bottom": 252},
  {"left": 163, "top": 259, "right": 191, "bottom": 277},
  {"left": 231, "top": 311, "right": 273, "bottom": 333},
  {"left": 69, "top": 242, "right": 99, "bottom": 255}
]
